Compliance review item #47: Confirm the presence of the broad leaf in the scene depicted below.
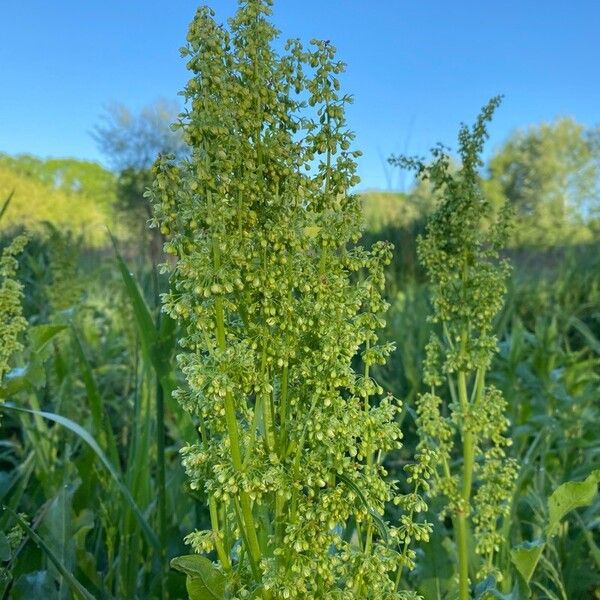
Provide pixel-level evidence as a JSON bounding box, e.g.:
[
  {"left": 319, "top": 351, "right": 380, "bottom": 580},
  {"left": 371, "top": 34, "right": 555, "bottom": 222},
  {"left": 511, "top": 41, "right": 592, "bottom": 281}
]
[
  {"left": 475, "top": 573, "right": 530, "bottom": 599},
  {"left": 171, "top": 555, "right": 226, "bottom": 600},
  {"left": 510, "top": 470, "right": 600, "bottom": 586},
  {"left": 547, "top": 470, "right": 600, "bottom": 536},
  {"left": 511, "top": 540, "right": 544, "bottom": 584},
  {"left": 29, "top": 324, "right": 67, "bottom": 354}
]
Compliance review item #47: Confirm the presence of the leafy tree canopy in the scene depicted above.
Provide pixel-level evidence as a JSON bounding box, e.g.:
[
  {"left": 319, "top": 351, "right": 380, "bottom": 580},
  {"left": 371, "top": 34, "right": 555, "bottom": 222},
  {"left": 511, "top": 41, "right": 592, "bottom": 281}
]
[{"left": 485, "top": 117, "right": 600, "bottom": 244}]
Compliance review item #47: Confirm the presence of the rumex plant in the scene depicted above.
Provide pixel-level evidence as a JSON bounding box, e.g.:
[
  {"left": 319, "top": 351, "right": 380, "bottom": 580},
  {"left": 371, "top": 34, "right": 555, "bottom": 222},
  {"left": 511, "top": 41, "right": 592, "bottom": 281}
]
[
  {"left": 151, "top": 1, "right": 419, "bottom": 598},
  {"left": 0, "top": 234, "right": 28, "bottom": 385},
  {"left": 390, "top": 98, "right": 519, "bottom": 598}
]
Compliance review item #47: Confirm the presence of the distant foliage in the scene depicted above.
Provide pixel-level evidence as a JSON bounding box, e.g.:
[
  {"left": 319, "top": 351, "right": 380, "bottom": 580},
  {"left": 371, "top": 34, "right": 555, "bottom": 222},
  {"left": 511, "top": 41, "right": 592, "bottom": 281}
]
[
  {"left": 0, "top": 154, "right": 115, "bottom": 245},
  {"left": 93, "top": 100, "right": 187, "bottom": 173},
  {"left": 0, "top": 153, "right": 115, "bottom": 207},
  {"left": 93, "top": 100, "right": 188, "bottom": 258},
  {"left": 486, "top": 117, "right": 600, "bottom": 245}
]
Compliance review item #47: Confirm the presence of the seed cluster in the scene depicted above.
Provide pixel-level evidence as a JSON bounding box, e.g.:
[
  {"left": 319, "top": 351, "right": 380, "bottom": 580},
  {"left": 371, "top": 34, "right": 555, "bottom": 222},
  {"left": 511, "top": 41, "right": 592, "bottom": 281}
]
[
  {"left": 0, "top": 235, "right": 28, "bottom": 384},
  {"left": 392, "top": 98, "right": 518, "bottom": 585},
  {"left": 150, "top": 1, "right": 416, "bottom": 597}
]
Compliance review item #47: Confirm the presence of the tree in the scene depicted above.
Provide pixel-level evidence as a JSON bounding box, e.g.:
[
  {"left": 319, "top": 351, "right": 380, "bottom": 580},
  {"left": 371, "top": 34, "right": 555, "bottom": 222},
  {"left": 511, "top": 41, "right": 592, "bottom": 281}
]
[
  {"left": 93, "top": 99, "right": 186, "bottom": 173},
  {"left": 93, "top": 100, "right": 187, "bottom": 261},
  {"left": 486, "top": 117, "right": 600, "bottom": 245}
]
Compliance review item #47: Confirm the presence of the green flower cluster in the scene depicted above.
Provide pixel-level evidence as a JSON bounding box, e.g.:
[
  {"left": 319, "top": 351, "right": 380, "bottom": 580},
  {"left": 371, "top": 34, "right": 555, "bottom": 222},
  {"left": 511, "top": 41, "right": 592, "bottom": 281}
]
[
  {"left": 391, "top": 98, "right": 518, "bottom": 597},
  {"left": 151, "top": 1, "right": 418, "bottom": 597},
  {"left": 0, "top": 235, "right": 28, "bottom": 384}
]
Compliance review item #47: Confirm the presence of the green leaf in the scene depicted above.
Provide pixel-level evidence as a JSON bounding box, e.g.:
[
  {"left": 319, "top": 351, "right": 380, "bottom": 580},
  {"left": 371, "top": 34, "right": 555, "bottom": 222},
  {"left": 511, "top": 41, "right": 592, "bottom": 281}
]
[
  {"left": 547, "top": 470, "right": 600, "bottom": 537},
  {"left": 475, "top": 573, "right": 530, "bottom": 600},
  {"left": 509, "top": 471, "right": 600, "bottom": 587},
  {"left": 511, "top": 539, "right": 544, "bottom": 584},
  {"left": 111, "top": 238, "right": 157, "bottom": 356},
  {"left": 0, "top": 404, "right": 160, "bottom": 552},
  {"left": 568, "top": 316, "right": 600, "bottom": 356},
  {"left": 8, "top": 510, "right": 95, "bottom": 600},
  {"left": 111, "top": 236, "right": 175, "bottom": 397},
  {"left": 29, "top": 324, "right": 67, "bottom": 354},
  {"left": 337, "top": 473, "right": 390, "bottom": 544},
  {"left": 474, "top": 574, "right": 498, "bottom": 599},
  {"left": 0, "top": 361, "right": 45, "bottom": 397},
  {"left": 71, "top": 327, "right": 120, "bottom": 467},
  {"left": 40, "top": 484, "right": 76, "bottom": 590},
  {"left": 187, "top": 576, "right": 225, "bottom": 600},
  {"left": 171, "top": 555, "right": 226, "bottom": 600},
  {"left": 0, "top": 325, "right": 67, "bottom": 397}
]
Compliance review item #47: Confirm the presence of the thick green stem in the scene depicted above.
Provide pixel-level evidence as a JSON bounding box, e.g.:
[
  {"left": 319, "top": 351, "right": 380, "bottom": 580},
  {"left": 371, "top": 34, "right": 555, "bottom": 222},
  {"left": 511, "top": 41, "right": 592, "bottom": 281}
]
[
  {"left": 458, "top": 371, "right": 475, "bottom": 501},
  {"left": 363, "top": 342, "right": 374, "bottom": 555},
  {"left": 209, "top": 498, "right": 232, "bottom": 571},
  {"left": 456, "top": 510, "right": 470, "bottom": 600},
  {"left": 457, "top": 368, "right": 473, "bottom": 599},
  {"left": 212, "top": 237, "right": 263, "bottom": 579},
  {"left": 277, "top": 363, "right": 289, "bottom": 451},
  {"left": 199, "top": 417, "right": 231, "bottom": 571}
]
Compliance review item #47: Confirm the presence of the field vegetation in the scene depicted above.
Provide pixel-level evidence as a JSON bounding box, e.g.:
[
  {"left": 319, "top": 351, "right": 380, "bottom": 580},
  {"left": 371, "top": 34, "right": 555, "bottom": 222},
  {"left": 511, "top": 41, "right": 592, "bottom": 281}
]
[{"left": 0, "top": 1, "right": 599, "bottom": 599}]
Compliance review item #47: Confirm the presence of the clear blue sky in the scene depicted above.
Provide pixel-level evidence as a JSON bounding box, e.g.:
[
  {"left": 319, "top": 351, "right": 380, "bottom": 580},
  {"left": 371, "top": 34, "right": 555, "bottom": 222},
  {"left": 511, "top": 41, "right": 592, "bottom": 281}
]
[{"left": 2, "top": 1, "right": 599, "bottom": 191}]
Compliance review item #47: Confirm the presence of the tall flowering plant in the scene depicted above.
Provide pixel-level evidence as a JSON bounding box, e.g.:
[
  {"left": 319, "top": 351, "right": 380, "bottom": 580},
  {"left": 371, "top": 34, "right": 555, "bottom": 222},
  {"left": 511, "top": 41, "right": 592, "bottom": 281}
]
[
  {"left": 0, "top": 235, "right": 28, "bottom": 386},
  {"left": 391, "top": 98, "right": 518, "bottom": 599},
  {"left": 151, "top": 1, "right": 421, "bottom": 597}
]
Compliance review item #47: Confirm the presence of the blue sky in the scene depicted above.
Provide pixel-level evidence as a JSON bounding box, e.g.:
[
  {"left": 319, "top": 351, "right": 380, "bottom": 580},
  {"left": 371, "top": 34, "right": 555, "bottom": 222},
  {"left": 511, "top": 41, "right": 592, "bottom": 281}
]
[{"left": 2, "top": 1, "right": 599, "bottom": 191}]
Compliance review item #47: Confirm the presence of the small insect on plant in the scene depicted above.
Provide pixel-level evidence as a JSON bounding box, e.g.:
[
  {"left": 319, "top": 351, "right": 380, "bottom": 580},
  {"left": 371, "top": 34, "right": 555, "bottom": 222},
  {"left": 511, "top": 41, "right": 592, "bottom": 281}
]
[{"left": 150, "top": 1, "right": 422, "bottom": 598}]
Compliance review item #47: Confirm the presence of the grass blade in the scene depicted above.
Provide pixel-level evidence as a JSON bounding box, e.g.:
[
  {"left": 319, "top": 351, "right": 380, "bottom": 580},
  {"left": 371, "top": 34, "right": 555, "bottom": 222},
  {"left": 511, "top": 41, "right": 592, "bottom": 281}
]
[
  {"left": 0, "top": 189, "right": 14, "bottom": 223},
  {"left": 1, "top": 404, "right": 160, "bottom": 552},
  {"left": 71, "top": 326, "right": 121, "bottom": 468},
  {"left": 568, "top": 316, "right": 600, "bottom": 356}
]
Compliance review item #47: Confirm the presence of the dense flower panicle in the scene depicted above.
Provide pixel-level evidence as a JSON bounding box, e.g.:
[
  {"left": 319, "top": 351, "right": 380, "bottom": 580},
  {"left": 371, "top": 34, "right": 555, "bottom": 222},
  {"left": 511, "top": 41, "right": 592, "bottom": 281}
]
[
  {"left": 391, "top": 98, "right": 519, "bottom": 588},
  {"left": 0, "top": 235, "right": 28, "bottom": 384},
  {"left": 150, "top": 1, "right": 417, "bottom": 596}
]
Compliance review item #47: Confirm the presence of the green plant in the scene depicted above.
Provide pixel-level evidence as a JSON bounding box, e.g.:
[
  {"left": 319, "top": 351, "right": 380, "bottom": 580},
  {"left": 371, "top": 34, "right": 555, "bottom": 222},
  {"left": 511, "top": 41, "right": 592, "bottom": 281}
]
[
  {"left": 390, "top": 98, "right": 519, "bottom": 598},
  {"left": 150, "top": 1, "right": 422, "bottom": 597},
  {"left": 0, "top": 230, "right": 195, "bottom": 599},
  {"left": 0, "top": 234, "right": 29, "bottom": 384},
  {"left": 491, "top": 309, "right": 600, "bottom": 597}
]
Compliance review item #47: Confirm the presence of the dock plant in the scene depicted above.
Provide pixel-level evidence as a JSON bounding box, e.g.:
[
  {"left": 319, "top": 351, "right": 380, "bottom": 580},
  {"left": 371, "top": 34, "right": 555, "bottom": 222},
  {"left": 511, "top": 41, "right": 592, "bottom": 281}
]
[
  {"left": 390, "top": 98, "right": 519, "bottom": 598},
  {"left": 150, "top": 1, "right": 421, "bottom": 598},
  {"left": 0, "top": 234, "right": 28, "bottom": 385}
]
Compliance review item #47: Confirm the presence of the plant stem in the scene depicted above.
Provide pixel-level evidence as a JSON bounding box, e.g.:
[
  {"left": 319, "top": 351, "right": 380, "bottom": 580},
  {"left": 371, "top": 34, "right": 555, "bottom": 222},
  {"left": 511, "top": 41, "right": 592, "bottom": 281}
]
[
  {"left": 155, "top": 312, "right": 167, "bottom": 600},
  {"left": 457, "top": 368, "right": 473, "bottom": 600},
  {"left": 456, "top": 509, "right": 470, "bottom": 600},
  {"left": 212, "top": 234, "right": 264, "bottom": 587},
  {"left": 199, "top": 416, "right": 231, "bottom": 570},
  {"left": 458, "top": 371, "right": 474, "bottom": 501},
  {"left": 278, "top": 363, "right": 289, "bottom": 450}
]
